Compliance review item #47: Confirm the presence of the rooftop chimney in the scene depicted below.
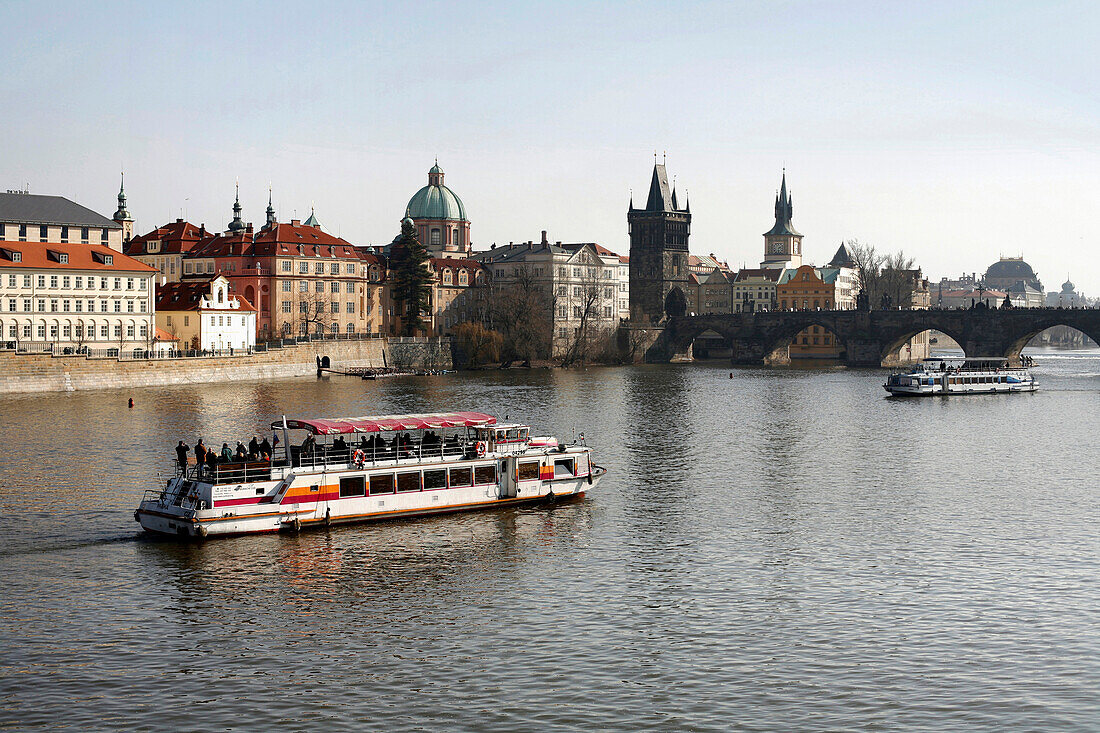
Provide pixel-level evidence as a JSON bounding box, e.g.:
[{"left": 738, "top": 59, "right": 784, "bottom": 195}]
[
  {"left": 541, "top": 230, "right": 548, "bottom": 245},
  {"left": 291, "top": 219, "right": 301, "bottom": 226}
]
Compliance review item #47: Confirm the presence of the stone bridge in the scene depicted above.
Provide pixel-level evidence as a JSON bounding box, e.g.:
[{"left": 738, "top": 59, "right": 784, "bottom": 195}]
[{"left": 645, "top": 309, "right": 1100, "bottom": 366}]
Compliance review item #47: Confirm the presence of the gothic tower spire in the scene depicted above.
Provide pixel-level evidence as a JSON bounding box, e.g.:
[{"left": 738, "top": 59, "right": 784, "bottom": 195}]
[{"left": 113, "top": 172, "right": 133, "bottom": 242}]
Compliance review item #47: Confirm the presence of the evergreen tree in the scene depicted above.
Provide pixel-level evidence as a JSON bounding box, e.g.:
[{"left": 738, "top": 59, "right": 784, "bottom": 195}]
[{"left": 389, "top": 218, "right": 433, "bottom": 336}]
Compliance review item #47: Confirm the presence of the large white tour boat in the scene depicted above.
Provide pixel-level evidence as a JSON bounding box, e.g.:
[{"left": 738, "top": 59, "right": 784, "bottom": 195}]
[
  {"left": 136, "top": 411, "right": 605, "bottom": 539},
  {"left": 884, "top": 357, "right": 1037, "bottom": 396}
]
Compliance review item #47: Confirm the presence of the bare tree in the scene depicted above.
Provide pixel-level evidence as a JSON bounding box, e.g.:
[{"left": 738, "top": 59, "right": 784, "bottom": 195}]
[
  {"left": 297, "top": 290, "right": 334, "bottom": 336},
  {"left": 881, "top": 251, "right": 917, "bottom": 309},
  {"left": 487, "top": 265, "right": 553, "bottom": 364},
  {"left": 560, "top": 264, "right": 612, "bottom": 367}
]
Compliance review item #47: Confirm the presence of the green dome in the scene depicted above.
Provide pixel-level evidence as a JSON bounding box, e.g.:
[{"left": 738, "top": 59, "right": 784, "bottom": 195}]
[{"left": 405, "top": 182, "right": 467, "bottom": 221}]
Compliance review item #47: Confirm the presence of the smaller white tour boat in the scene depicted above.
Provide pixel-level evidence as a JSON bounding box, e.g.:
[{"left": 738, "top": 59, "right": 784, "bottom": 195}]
[
  {"left": 884, "top": 357, "right": 1037, "bottom": 396},
  {"left": 136, "top": 411, "right": 605, "bottom": 539}
]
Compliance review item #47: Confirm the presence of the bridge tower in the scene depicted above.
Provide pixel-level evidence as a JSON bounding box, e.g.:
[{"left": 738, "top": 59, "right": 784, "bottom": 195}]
[
  {"left": 760, "top": 171, "right": 803, "bottom": 270},
  {"left": 628, "top": 161, "right": 692, "bottom": 324}
]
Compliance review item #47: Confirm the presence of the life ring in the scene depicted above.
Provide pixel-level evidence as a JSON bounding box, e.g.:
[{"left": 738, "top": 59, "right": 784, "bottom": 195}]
[
  {"left": 352, "top": 449, "right": 365, "bottom": 466},
  {"left": 475, "top": 441, "right": 487, "bottom": 458}
]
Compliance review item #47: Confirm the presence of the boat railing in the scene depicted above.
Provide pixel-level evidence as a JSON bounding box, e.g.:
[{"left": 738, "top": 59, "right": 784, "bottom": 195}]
[
  {"left": 173, "top": 459, "right": 284, "bottom": 485},
  {"left": 290, "top": 439, "right": 474, "bottom": 471}
]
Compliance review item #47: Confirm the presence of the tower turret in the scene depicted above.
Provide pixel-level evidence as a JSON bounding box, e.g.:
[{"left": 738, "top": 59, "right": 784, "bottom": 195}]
[
  {"left": 264, "top": 187, "right": 276, "bottom": 228},
  {"left": 760, "top": 170, "right": 803, "bottom": 269},
  {"left": 112, "top": 172, "right": 133, "bottom": 242},
  {"left": 228, "top": 182, "right": 245, "bottom": 233}
]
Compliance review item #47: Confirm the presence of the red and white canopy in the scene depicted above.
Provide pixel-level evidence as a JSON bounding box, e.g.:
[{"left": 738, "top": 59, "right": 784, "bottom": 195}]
[{"left": 273, "top": 411, "right": 497, "bottom": 435}]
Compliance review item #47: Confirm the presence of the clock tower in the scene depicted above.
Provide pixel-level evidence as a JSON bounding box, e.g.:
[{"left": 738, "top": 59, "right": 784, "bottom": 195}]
[{"left": 760, "top": 171, "right": 803, "bottom": 269}]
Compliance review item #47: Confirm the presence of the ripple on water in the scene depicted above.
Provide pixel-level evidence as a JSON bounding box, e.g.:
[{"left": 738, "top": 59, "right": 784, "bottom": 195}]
[{"left": 0, "top": 355, "right": 1098, "bottom": 731}]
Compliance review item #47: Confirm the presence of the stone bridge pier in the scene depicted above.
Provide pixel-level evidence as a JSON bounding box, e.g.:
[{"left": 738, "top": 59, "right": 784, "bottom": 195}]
[{"left": 642, "top": 308, "right": 1100, "bottom": 367}]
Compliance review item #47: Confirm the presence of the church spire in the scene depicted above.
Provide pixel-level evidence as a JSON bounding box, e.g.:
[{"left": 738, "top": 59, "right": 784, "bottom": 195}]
[
  {"left": 228, "top": 181, "right": 245, "bottom": 233},
  {"left": 764, "top": 170, "right": 801, "bottom": 237},
  {"left": 113, "top": 172, "right": 132, "bottom": 223},
  {"left": 265, "top": 186, "right": 276, "bottom": 228}
]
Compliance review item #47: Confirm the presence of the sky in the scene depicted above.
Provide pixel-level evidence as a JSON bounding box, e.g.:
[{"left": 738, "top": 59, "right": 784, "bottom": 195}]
[{"left": 3, "top": 0, "right": 1097, "bottom": 293}]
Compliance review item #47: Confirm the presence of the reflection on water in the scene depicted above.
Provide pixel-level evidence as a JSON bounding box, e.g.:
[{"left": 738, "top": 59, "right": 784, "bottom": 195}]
[{"left": 1, "top": 352, "right": 1099, "bottom": 731}]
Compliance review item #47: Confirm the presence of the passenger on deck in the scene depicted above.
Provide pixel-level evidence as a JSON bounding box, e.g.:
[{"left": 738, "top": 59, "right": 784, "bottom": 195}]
[
  {"left": 235, "top": 441, "right": 248, "bottom": 460},
  {"left": 301, "top": 434, "right": 316, "bottom": 455},
  {"left": 221, "top": 442, "right": 233, "bottom": 462},
  {"left": 206, "top": 446, "right": 219, "bottom": 467},
  {"left": 259, "top": 437, "right": 272, "bottom": 457},
  {"left": 333, "top": 437, "right": 348, "bottom": 455},
  {"left": 248, "top": 436, "right": 260, "bottom": 459},
  {"left": 175, "top": 441, "right": 189, "bottom": 471},
  {"left": 194, "top": 440, "right": 206, "bottom": 471}
]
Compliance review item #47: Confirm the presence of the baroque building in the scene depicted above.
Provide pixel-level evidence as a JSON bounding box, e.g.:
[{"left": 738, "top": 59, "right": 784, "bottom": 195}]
[{"left": 628, "top": 162, "right": 691, "bottom": 324}]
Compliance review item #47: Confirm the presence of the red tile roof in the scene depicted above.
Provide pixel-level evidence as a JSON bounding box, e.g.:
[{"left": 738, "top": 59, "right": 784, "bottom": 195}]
[
  {"left": 154, "top": 327, "right": 179, "bottom": 342},
  {"left": 734, "top": 268, "right": 782, "bottom": 282},
  {"left": 126, "top": 220, "right": 206, "bottom": 256},
  {"left": 155, "top": 278, "right": 257, "bottom": 312},
  {"left": 182, "top": 222, "right": 380, "bottom": 263},
  {"left": 0, "top": 241, "right": 156, "bottom": 272}
]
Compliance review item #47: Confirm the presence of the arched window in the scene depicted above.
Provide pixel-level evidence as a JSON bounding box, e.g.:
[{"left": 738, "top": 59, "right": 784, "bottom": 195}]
[
  {"left": 217, "top": 288, "right": 224, "bottom": 304},
  {"left": 458, "top": 270, "right": 468, "bottom": 286},
  {"left": 442, "top": 269, "right": 453, "bottom": 285},
  {"left": 453, "top": 228, "right": 460, "bottom": 247},
  {"left": 346, "top": 323, "right": 355, "bottom": 333}
]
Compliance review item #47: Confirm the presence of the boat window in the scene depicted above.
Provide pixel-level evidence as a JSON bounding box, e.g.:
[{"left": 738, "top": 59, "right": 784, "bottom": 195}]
[
  {"left": 520, "top": 428, "right": 529, "bottom": 441},
  {"left": 369, "top": 473, "right": 395, "bottom": 495},
  {"left": 339, "top": 476, "right": 365, "bottom": 497},
  {"left": 396, "top": 471, "right": 420, "bottom": 492},
  {"left": 506, "top": 428, "right": 518, "bottom": 441},
  {"left": 496, "top": 430, "right": 506, "bottom": 442},
  {"left": 554, "top": 458, "right": 575, "bottom": 477},
  {"left": 518, "top": 461, "right": 540, "bottom": 481},
  {"left": 423, "top": 469, "right": 446, "bottom": 490},
  {"left": 474, "top": 464, "right": 496, "bottom": 485},
  {"left": 449, "top": 467, "right": 472, "bottom": 487}
]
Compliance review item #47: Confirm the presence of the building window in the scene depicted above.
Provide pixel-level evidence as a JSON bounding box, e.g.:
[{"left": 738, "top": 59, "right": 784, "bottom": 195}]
[
  {"left": 430, "top": 229, "right": 441, "bottom": 246},
  {"left": 38, "top": 275, "right": 46, "bottom": 287},
  {"left": 345, "top": 282, "right": 355, "bottom": 293},
  {"left": 104, "top": 256, "right": 113, "bottom": 265},
  {"left": 315, "top": 281, "right": 324, "bottom": 293},
  {"left": 281, "top": 260, "right": 291, "bottom": 271},
  {"left": 314, "top": 263, "right": 324, "bottom": 274},
  {"left": 282, "top": 301, "right": 291, "bottom": 313},
  {"left": 50, "top": 276, "right": 58, "bottom": 288},
  {"left": 346, "top": 302, "right": 354, "bottom": 313},
  {"left": 330, "top": 263, "right": 339, "bottom": 275},
  {"left": 330, "top": 282, "right": 339, "bottom": 293},
  {"left": 127, "top": 301, "right": 134, "bottom": 312},
  {"left": 19, "top": 225, "right": 28, "bottom": 241},
  {"left": 330, "top": 301, "right": 339, "bottom": 313},
  {"left": 345, "top": 263, "right": 355, "bottom": 274},
  {"left": 114, "top": 301, "right": 121, "bottom": 312},
  {"left": 298, "top": 262, "right": 308, "bottom": 273},
  {"left": 299, "top": 281, "right": 308, "bottom": 292},
  {"left": 62, "top": 299, "right": 70, "bottom": 312},
  {"left": 140, "top": 325, "right": 147, "bottom": 338},
  {"left": 127, "top": 278, "right": 134, "bottom": 290},
  {"left": 37, "top": 324, "right": 46, "bottom": 339},
  {"left": 101, "top": 229, "right": 109, "bottom": 243},
  {"left": 101, "top": 324, "right": 109, "bottom": 337},
  {"left": 39, "top": 225, "right": 48, "bottom": 241},
  {"left": 281, "top": 280, "right": 291, "bottom": 292},
  {"left": 37, "top": 299, "right": 45, "bottom": 311},
  {"left": 299, "top": 302, "right": 308, "bottom": 313}
]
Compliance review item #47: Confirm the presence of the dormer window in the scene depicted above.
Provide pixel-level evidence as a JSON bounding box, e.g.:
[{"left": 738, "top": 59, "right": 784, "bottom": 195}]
[
  {"left": 104, "top": 255, "right": 113, "bottom": 265},
  {"left": 59, "top": 253, "right": 68, "bottom": 264}
]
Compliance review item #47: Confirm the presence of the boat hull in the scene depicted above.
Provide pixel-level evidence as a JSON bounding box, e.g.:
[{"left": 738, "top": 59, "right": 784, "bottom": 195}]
[{"left": 137, "top": 469, "right": 603, "bottom": 539}]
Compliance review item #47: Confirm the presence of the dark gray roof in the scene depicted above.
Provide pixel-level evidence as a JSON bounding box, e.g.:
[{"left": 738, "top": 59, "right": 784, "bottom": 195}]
[
  {"left": 0, "top": 193, "right": 120, "bottom": 228},
  {"left": 764, "top": 173, "right": 802, "bottom": 237},
  {"left": 828, "top": 242, "right": 855, "bottom": 268}
]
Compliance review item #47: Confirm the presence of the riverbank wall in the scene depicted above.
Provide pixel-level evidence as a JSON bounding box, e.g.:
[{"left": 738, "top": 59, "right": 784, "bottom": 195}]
[{"left": 0, "top": 338, "right": 451, "bottom": 394}]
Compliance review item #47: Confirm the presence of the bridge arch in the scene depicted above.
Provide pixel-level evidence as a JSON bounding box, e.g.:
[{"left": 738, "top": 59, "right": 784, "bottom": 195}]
[
  {"left": 877, "top": 323, "right": 966, "bottom": 365},
  {"left": 753, "top": 315, "right": 848, "bottom": 365},
  {"left": 665, "top": 287, "right": 687, "bottom": 318},
  {"left": 1004, "top": 318, "right": 1100, "bottom": 362}
]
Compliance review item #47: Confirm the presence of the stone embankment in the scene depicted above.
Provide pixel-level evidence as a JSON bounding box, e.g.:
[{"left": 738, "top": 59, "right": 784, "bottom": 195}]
[{"left": 0, "top": 338, "right": 451, "bottom": 394}]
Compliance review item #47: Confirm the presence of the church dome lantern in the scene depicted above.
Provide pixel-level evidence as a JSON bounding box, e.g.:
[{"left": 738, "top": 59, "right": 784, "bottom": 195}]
[{"left": 404, "top": 161, "right": 471, "bottom": 254}]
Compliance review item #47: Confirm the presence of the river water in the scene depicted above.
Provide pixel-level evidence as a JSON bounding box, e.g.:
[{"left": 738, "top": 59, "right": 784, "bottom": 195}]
[{"left": 1, "top": 348, "right": 1098, "bottom": 731}]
